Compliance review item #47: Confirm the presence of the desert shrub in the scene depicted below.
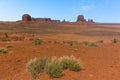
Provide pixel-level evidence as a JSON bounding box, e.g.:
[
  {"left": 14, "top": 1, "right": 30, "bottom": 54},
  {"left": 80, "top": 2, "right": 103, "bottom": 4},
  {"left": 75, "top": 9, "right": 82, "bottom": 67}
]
[
  {"left": 96, "top": 40, "right": 104, "bottom": 43},
  {"left": 88, "top": 42, "right": 98, "bottom": 47},
  {"left": 81, "top": 41, "right": 98, "bottom": 47},
  {"left": 27, "top": 56, "right": 81, "bottom": 79},
  {"left": 6, "top": 45, "right": 14, "bottom": 48},
  {"left": 37, "top": 57, "right": 51, "bottom": 69},
  {"left": 34, "top": 39, "right": 43, "bottom": 45},
  {"left": 26, "top": 57, "right": 50, "bottom": 79},
  {"left": 45, "top": 60, "right": 63, "bottom": 78},
  {"left": 58, "top": 56, "right": 71, "bottom": 69},
  {"left": 81, "top": 41, "right": 89, "bottom": 45},
  {"left": 58, "top": 56, "right": 81, "bottom": 72},
  {"left": 68, "top": 60, "right": 81, "bottom": 71},
  {"left": 111, "top": 38, "right": 120, "bottom": 43},
  {"left": 0, "top": 48, "right": 8, "bottom": 54},
  {"left": 27, "top": 58, "right": 41, "bottom": 79},
  {"left": 66, "top": 41, "right": 73, "bottom": 46}
]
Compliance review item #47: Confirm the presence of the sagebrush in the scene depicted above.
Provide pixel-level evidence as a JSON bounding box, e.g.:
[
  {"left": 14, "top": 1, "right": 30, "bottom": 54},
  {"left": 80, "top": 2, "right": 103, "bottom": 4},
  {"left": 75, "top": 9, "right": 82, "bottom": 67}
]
[{"left": 27, "top": 56, "right": 81, "bottom": 79}]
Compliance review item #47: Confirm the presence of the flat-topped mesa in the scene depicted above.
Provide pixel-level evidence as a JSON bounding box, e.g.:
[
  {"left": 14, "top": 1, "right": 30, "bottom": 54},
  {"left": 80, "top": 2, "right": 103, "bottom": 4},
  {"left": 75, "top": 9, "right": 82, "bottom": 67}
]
[
  {"left": 21, "top": 14, "right": 60, "bottom": 23},
  {"left": 32, "top": 18, "right": 60, "bottom": 23},
  {"left": 32, "top": 18, "right": 51, "bottom": 22},
  {"left": 21, "top": 14, "right": 94, "bottom": 24}
]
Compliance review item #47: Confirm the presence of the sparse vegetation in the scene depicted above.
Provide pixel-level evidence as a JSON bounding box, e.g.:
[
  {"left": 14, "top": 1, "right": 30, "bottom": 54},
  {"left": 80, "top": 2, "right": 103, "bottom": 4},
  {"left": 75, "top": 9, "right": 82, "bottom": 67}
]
[
  {"left": 81, "top": 41, "right": 98, "bottom": 47},
  {"left": 81, "top": 41, "right": 89, "bottom": 46},
  {"left": 59, "top": 56, "right": 81, "bottom": 71},
  {"left": 88, "top": 42, "right": 98, "bottom": 47},
  {"left": 6, "top": 45, "right": 14, "bottom": 48},
  {"left": 96, "top": 40, "right": 104, "bottom": 43},
  {"left": 27, "top": 58, "right": 41, "bottom": 79},
  {"left": 111, "top": 38, "right": 120, "bottom": 43},
  {"left": 27, "top": 56, "right": 81, "bottom": 79},
  {"left": 34, "top": 39, "right": 43, "bottom": 45},
  {"left": 0, "top": 48, "right": 8, "bottom": 54},
  {"left": 45, "top": 60, "right": 63, "bottom": 78},
  {"left": 0, "top": 45, "right": 14, "bottom": 55},
  {"left": 26, "top": 57, "right": 51, "bottom": 79},
  {"left": 48, "top": 40, "right": 101, "bottom": 47}
]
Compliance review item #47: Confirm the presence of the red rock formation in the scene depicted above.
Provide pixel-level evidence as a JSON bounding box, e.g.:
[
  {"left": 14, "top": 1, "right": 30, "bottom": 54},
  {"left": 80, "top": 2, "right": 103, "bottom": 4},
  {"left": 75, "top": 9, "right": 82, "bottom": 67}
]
[
  {"left": 52, "top": 20, "right": 60, "bottom": 23},
  {"left": 32, "top": 18, "right": 51, "bottom": 22},
  {"left": 88, "top": 19, "right": 94, "bottom": 23},
  {"left": 31, "top": 18, "right": 60, "bottom": 23},
  {"left": 77, "top": 15, "right": 86, "bottom": 22},
  {"left": 21, "top": 14, "right": 94, "bottom": 24},
  {"left": 22, "top": 14, "right": 32, "bottom": 23}
]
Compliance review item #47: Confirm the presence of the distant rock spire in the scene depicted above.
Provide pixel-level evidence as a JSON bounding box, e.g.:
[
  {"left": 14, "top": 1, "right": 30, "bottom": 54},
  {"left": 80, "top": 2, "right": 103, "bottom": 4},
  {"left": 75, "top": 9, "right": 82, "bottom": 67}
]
[{"left": 77, "top": 15, "right": 86, "bottom": 22}]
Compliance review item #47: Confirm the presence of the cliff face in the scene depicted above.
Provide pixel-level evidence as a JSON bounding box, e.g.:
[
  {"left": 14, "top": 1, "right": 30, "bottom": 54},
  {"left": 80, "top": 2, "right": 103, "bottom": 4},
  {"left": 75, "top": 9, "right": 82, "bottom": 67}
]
[
  {"left": 21, "top": 14, "right": 94, "bottom": 24},
  {"left": 77, "top": 15, "right": 86, "bottom": 22},
  {"left": 22, "top": 14, "right": 32, "bottom": 23},
  {"left": 21, "top": 14, "right": 60, "bottom": 23}
]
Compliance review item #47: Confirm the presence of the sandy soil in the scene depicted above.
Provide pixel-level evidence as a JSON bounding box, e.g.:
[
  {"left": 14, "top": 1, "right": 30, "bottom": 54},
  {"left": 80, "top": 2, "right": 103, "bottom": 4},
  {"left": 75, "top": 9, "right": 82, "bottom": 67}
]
[
  {"left": 0, "top": 38, "right": 120, "bottom": 80},
  {"left": 0, "top": 23, "right": 120, "bottom": 80}
]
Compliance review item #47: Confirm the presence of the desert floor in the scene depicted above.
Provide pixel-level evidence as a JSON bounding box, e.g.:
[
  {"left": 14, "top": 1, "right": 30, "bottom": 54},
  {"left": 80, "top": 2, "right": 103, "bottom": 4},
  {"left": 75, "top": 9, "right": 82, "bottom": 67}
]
[{"left": 0, "top": 22, "right": 120, "bottom": 80}]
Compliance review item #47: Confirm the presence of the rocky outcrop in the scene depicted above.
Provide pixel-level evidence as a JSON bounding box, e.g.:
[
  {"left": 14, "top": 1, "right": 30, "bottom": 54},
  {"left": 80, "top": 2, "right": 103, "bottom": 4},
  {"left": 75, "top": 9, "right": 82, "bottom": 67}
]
[
  {"left": 77, "top": 15, "right": 86, "bottom": 22},
  {"left": 21, "top": 14, "right": 94, "bottom": 24},
  {"left": 22, "top": 14, "right": 32, "bottom": 23},
  {"left": 21, "top": 14, "right": 60, "bottom": 23},
  {"left": 32, "top": 18, "right": 51, "bottom": 22},
  {"left": 88, "top": 19, "right": 94, "bottom": 23}
]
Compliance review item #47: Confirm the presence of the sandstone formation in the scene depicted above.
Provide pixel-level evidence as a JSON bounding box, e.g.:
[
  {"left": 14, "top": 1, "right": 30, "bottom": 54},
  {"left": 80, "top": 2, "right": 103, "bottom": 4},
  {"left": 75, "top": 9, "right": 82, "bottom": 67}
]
[
  {"left": 21, "top": 14, "right": 60, "bottom": 23},
  {"left": 88, "top": 19, "right": 94, "bottom": 23},
  {"left": 77, "top": 15, "right": 86, "bottom": 22},
  {"left": 22, "top": 14, "right": 32, "bottom": 23},
  {"left": 21, "top": 14, "right": 94, "bottom": 24},
  {"left": 32, "top": 18, "right": 51, "bottom": 22}
]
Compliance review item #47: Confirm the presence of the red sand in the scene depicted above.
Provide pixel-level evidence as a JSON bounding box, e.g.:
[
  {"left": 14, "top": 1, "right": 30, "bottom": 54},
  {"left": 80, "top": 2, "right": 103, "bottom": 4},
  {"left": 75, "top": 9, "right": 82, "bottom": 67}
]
[{"left": 0, "top": 40, "right": 120, "bottom": 80}]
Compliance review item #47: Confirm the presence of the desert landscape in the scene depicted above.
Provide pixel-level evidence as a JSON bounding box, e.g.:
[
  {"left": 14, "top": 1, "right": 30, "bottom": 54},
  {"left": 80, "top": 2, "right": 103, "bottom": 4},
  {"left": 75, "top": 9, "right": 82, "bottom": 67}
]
[{"left": 0, "top": 14, "right": 120, "bottom": 80}]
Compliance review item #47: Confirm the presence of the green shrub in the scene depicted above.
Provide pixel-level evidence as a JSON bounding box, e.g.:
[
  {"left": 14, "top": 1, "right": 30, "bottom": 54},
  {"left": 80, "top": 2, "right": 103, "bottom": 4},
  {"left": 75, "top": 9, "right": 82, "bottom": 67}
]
[
  {"left": 58, "top": 56, "right": 81, "bottom": 72},
  {"left": 27, "top": 56, "right": 81, "bottom": 79},
  {"left": 81, "top": 41, "right": 98, "bottom": 46},
  {"left": 26, "top": 57, "right": 50, "bottom": 79},
  {"left": 45, "top": 60, "right": 63, "bottom": 78},
  {"left": 0, "top": 48, "right": 8, "bottom": 54},
  {"left": 111, "top": 38, "right": 120, "bottom": 43},
  {"left": 88, "top": 42, "right": 98, "bottom": 47},
  {"left": 27, "top": 58, "right": 41, "bottom": 79},
  {"left": 34, "top": 39, "right": 43, "bottom": 45},
  {"left": 38, "top": 57, "right": 51, "bottom": 69},
  {"left": 58, "top": 56, "right": 71, "bottom": 69},
  {"left": 6, "top": 45, "right": 14, "bottom": 48},
  {"left": 67, "top": 59, "right": 81, "bottom": 71}
]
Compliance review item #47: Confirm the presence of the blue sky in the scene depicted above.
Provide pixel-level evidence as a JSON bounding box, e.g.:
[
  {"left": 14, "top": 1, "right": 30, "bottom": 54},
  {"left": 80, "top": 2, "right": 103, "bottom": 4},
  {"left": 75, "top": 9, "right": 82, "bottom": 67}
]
[{"left": 0, "top": 0, "right": 120, "bottom": 22}]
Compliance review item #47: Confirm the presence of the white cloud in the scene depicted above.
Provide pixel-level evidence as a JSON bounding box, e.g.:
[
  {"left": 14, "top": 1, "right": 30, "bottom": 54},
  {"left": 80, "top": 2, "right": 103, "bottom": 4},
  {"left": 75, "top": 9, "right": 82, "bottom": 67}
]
[{"left": 81, "top": 5, "right": 93, "bottom": 11}]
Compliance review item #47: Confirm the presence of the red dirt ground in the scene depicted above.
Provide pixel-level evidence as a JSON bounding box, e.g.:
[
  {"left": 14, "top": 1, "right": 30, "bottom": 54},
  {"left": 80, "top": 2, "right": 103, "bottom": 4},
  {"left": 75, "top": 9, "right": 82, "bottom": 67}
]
[
  {"left": 0, "top": 22, "right": 120, "bottom": 80},
  {"left": 0, "top": 38, "right": 120, "bottom": 80}
]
